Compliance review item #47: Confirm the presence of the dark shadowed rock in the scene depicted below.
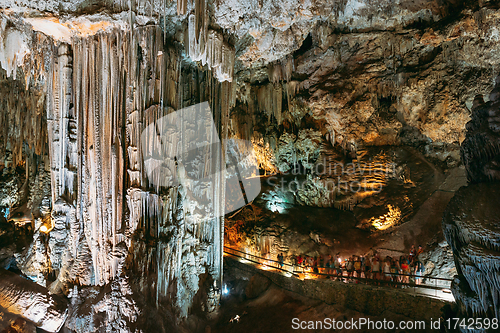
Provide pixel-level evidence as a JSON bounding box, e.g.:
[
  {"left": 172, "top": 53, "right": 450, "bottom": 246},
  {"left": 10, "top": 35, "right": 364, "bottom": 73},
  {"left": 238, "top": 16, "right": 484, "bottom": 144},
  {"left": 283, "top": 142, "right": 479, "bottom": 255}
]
[
  {"left": 461, "top": 77, "right": 500, "bottom": 183},
  {"left": 443, "top": 182, "right": 500, "bottom": 320},
  {"left": 443, "top": 76, "right": 500, "bottom": 331},
  {"left": 245, "top": 274, "right": 271, "bottom": 299}
]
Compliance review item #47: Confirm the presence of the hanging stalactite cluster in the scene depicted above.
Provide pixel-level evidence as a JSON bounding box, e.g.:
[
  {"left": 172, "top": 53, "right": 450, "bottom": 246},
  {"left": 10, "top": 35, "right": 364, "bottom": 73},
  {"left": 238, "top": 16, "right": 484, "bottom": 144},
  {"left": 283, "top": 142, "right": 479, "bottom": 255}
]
[{"left": 0, "top": 6, "right": 236, "bottom": 327}]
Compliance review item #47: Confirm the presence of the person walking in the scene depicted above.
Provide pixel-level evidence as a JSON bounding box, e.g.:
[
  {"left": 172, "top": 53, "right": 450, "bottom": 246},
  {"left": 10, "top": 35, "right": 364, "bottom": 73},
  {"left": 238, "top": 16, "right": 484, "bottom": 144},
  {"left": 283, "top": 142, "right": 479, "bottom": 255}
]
[
  {"left": 278, "top": 253, "right": 284, "bottom": 269},
  {"left": 346, "top": 257, "right": 354, "bottom": 281},
  {"left": 372, "top": 257, "right": 380, "bottom": 283},
  {"left": 364, "top": 256, "right": 372, "bottom": 279},
  {"left": 417, "top": 245, "right": 424, "bottom": 260},
  {"left": 401, "top": 256, "right": 410, "bottom": 285},
  {"left": 359, "top": 255, "right": 366, "bottom": 279},
  {"left": 398, "top": 256, "right": 405, "bottom": 283},
  {"left": 390, "top": 258, "right": 398, "bottom": 283},
  {"left": 415, "top": 260, "right": 424, "bottom": 285},
  {"left": 328, "top": 255, "right": 335, "bottom": 276},
  {"left": 409, "top": 245, "right": 416, "bottom": 264},
  {"left": 334, "top": 255, "right": 342, "bottom": 280},
  {"left": 325, "top": 255, "right": 332, "bottom": 274},
  {"left": 354, "top": 256, "right": 362, "bottom": 279},
  {"left": 297, "top": 255, "right": 303, "bottom": 272},
  {"left": 383, "top": 257, "right": 391, "bottom": 282}
]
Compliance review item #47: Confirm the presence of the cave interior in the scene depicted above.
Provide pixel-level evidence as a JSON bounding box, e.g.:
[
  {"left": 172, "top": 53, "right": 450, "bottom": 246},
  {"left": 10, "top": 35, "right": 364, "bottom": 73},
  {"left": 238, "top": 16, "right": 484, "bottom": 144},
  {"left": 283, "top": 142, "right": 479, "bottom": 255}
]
[{"left": 0, "top": 0, "right": 500, "bottom": 332}]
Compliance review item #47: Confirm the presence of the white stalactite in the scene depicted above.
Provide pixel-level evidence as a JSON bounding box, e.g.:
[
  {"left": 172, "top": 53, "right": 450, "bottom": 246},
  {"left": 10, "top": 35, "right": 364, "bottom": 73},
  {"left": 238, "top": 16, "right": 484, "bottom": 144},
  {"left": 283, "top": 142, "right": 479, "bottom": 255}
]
[{"left": 188, "top": 11, "right": 235, "bottom": 82}]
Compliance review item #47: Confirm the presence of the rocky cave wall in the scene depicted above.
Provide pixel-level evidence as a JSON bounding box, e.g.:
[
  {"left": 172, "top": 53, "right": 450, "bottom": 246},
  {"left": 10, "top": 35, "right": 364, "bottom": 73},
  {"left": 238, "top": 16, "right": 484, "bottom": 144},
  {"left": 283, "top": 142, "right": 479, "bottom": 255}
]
[
  {"left": 222, "top": 2, "right": 500, "bottom": 218},
  {"left": 443, "top": 76, "right": 500, "bottom": 329},
  {"left": 1, "top": 0, "right": 500, "bottom": 332},
  {"left": 233, "top": 5, "right": 500, "bottom": 174}
]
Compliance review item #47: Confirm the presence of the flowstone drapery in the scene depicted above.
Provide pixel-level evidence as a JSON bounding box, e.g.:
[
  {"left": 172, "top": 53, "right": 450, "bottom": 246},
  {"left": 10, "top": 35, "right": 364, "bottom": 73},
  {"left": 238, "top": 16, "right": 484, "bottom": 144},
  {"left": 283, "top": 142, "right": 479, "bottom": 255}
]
[
  {"left": 0, "top": 9, "right": 235, "bottom": 330},
  {"left": 443, "top": 78, "right": 500, "bottom": 331}
]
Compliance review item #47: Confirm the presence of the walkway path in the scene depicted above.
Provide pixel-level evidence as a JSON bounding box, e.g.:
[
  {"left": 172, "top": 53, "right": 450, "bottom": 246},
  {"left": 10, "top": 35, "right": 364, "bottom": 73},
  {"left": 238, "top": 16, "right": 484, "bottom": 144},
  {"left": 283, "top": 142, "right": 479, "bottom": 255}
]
[
  {"left": 224, "top": 246, "right": 455, "bottom": 302},
  {"left": 375, "top": 166, "right": 467, "bottom": 259}
]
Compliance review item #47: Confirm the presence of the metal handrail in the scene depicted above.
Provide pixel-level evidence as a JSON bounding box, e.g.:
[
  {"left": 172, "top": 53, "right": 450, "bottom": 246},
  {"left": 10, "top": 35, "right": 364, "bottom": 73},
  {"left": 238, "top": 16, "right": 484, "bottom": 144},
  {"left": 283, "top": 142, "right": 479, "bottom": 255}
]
[
  {"left": 224, "top": 251, "right": 300, "bottom": 277},
  {"left": 224, "top": 246, "right": 295, "bottom": 269},
  {"left": 290, "top": 269, "right": 448, "bottom": 290},
  {"left": 224, "top": 246, "right": 452, "bottom": 282},
  {"left": 223, "top": 246, "right": 453, "bottom": 289}
]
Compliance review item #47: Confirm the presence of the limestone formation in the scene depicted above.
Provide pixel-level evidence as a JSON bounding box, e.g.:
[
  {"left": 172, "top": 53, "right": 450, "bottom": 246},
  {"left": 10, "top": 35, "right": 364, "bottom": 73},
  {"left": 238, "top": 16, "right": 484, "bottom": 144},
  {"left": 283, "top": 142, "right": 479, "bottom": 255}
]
[
  {"left": 443, "top": 77, "right": 500, "bottom": 330},
  {"left": 0, "top": 7, "right": 235, "bottom": 331},
  {"left": 0, "top": 268, "right": 68, "bottom": 332}
]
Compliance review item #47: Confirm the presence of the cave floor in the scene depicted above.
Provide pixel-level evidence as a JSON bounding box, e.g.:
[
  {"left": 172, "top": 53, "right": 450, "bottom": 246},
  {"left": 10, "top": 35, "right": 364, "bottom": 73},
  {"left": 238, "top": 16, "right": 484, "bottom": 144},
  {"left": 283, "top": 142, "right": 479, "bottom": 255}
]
[{"left": 213, "top": 284, "right": 356, "bottom": 333}]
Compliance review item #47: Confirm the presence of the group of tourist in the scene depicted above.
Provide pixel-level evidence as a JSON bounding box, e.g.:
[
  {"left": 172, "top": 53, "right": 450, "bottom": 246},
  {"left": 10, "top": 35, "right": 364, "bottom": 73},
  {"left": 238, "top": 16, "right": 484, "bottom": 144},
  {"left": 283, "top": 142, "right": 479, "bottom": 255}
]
[{"left": 288, "top": 245, "right": 426, "bottom": 286}]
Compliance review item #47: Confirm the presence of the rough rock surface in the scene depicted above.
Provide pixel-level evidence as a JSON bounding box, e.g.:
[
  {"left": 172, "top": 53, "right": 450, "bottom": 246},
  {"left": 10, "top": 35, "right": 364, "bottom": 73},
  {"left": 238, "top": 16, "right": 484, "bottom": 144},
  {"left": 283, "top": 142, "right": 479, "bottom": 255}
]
[
  {"left": 461, "top": 77, "right": 500, "bottom": 183},
  {"left": 421, "top": 240, "right": 457, "bottom": 281},
  {"left": 244, "top": 273, "right": 271, "bottom": 299},
  {"left": 0, "top": 8, "right": 232, "bottom": 332},
  {"left": 231, "top": 3, "right": 500, "bottom": 178},
  {"left": 443, "top": 183, "right": 500, "bottom": 322},
  {"left": 0, "top": 268, "right": 68, "bottom": 332},
  {"left": 443, "top": 76, "right": 500, "bottom": 330}
]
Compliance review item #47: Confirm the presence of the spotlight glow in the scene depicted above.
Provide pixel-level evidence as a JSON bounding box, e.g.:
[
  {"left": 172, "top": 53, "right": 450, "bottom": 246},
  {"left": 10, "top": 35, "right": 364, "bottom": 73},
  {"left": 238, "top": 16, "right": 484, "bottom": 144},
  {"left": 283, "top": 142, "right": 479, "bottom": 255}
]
[
  {"left": 268, "top": 202, "right": 284, "bottom": 213},
  {"left": 370, "top": 204, "right": 402, "bottom": 230}
]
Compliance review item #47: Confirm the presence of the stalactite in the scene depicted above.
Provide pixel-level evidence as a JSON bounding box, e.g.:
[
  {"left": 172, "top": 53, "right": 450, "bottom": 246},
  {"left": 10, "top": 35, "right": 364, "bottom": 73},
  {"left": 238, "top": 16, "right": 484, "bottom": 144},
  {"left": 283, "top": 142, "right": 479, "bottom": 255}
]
[
  {"left": 0, "top": 72, "right": 48, "bottom": 167},
  {"left": 46, "top": 43, "right": 75, "bottom": 205},
  {"left": 256, "top": 83, "right": 283, "bottom": 125},
  {"left": 177, "top": 0, "right": 188, "bottom": 15},
  {"left": 0, "top": 4, "right": 237, "bottom": 325},
  {"left": 188, "top": 13, "right": 235, "bottom": 82},
  {"left": 0, "top": 25, "right": 53, "bottom": 168},
  {"left": 268, "top": 56, "right": 294, "bottom": 83},
  {"left": 40, "top": 24, "right": 230, "bottom": 305},
  {"left": 69, "top": 26, "right": 167, "bottom": 286}
]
